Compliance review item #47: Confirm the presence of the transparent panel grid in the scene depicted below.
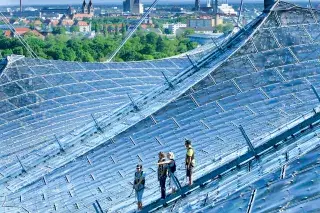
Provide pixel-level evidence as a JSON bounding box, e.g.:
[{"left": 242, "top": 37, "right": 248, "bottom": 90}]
[
  {"left": 250, "top": 48, "right": 296, "bottom": 70},
  {"left": 272, "top": 26, "right": 312, "bottom": 47}
]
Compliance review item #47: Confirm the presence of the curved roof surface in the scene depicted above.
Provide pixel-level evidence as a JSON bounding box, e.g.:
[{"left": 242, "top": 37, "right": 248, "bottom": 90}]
[
  {"left": 0, "top": 55, "right": 194, "bottom": 157},
  {"left": 1, "top": 1, "right": 320, "bottom": 212}
]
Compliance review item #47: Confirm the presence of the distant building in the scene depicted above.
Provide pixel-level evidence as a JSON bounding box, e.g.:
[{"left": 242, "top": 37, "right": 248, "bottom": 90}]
[
  {"left": 60, "top": 19, "right": 75, "bottom": 27},
  {"left": 38, "top": 6, "right": 75, "bottom": 19},
  {"left": 33, "top": 20, "right": 42, "bottom": 26},
  {"left": 43, "top": 19, "right": 59, "bottom": 27},
  {"left": 123, "top": 0, "right": 131, "bottom": 12},
  {"left": 25, "top": 7, "right": 37, "bottom": 11},
  {"left": 143, "top": 14, "right": 153, "bottom": 25},
  {"left": 82, "top": 0, "right": 88, "bottom": 14},
  {"left": 206, "top": 0, "right": 212, "bottom": 7},
  {"left": 218, "top": 4, "right": 237, "bottom": 16},
  {"left": 187, "top": 17, "right": 223, "bottom": 33},
  {"left": 163, "top": 23, "right": 187, "bottom": 35},
  {"left": 132, "top": 0, "right": 144, "bottom": 14},
  {"left": 105, "top": 23, "right": 123, "bottom": 34},
  {"left": 123, "top": 0, "right": 143, "bottom": 14},
  {"left": 73, "top": 13, "right": 94, "bottom": 20},
  {"left": 81, "top": 0, "right": 94, "bottom": 16},
  {"left": 40, "top": 7, "right": 70, "bottom": 15},
  {"left": 76, "top": 21, "right": 91, "bottom": 33},
  {"left": 4, "top": 28, "right": 44, "bottom": 39},
  {"left": 11, "top": 11, "right": 41, "bottom": 18},
  {"left": 195, "top": 0, "right": 201, "bottom": 11}
]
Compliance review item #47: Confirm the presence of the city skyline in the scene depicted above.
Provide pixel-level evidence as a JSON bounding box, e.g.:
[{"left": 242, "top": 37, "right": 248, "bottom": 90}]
[{"left": 2, "top": 0, "right": 316, "bottom": 6}]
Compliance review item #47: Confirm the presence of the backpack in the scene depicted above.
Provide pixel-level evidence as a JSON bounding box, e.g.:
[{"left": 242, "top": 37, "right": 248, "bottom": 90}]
[
  {"left": 158, "top": 159, "right": 168, "bottom": 178},
  {"left": 169, "top": 160, "right": 176, "bottom": 173},
  {"left": 134, "top": 171, "right": 145, "bottom": 191}
]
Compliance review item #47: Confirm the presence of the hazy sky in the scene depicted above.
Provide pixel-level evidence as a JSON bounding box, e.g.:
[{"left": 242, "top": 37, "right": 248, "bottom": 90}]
[{"left": 1, "top": 0, "right": 317, "bottom": 6}]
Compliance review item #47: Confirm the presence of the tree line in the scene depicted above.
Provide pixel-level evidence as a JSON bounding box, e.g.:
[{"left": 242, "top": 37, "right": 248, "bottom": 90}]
[{"left": 0, "top": 31, "right": 198, "bottom": 62}]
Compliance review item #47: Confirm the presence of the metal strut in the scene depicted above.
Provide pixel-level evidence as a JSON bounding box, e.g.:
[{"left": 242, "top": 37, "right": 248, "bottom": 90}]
[
  {"left": 95, "top": 200, "right": 104, "bottom": 213},
  {"left": 186, "top": 54, "right": 199, "bottom": 69},
  {"left": 54, "top": 135, "right": 65, "bottom": 152},
  {"left": 93, "top": 203, "right": 100, "bottom": 213},
  {"left": 161, "top": 71, "right": 174, "bottom": 89},
  {"left": 237, "top": 0, "right": 245, "bottom": 28},
  {"left": 91, "top": 114, "right": 103, "bottom": 133},
  {"left": 106, "top": 0, "right": 160, "bottom": 62},
  {"left": 239, "top": 125, "right": 257, "bottom": 155},
  {"left": 311, "top": 84, "right": 320, "bottom": 102},
  {"left": 127, "top": 93, "right": 139, "bottom": 111},
  {"left": 309, "top": 0, "right": 313, "bottom": 9},
  {"left": 211, "top": 38, "right": 223, "bottom": 52},
  {"left": 16, "top": 155, "right": 26, "bottom": 173}
]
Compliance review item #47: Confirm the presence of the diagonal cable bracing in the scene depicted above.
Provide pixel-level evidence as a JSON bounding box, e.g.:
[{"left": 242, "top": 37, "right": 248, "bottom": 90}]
[
  {"left": 237, "top": 0, "right": 245, "bottom": 28},
  {"left": 0, "top": 12, "right": 38, "bottom": 59},
  {"left": 106, "top": 0, "right": 160, "bottom": 62},
  {"left": 3, "top": 15, "right": 264, "bottom": 193}
]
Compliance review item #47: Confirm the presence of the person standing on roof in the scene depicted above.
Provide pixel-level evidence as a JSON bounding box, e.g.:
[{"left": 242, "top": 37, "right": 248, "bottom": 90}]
[
  {"left": 158, "top": 152, "right": 168, "bottom": 199},
  {"left": 133, "top": 164, "right": 145, "bottom": 210},
  {"left": 157, "top": 152, "right": 181, "bottom": 193},
  {"left": 185, "top": 139, "right": 195, "bottom": 186}
]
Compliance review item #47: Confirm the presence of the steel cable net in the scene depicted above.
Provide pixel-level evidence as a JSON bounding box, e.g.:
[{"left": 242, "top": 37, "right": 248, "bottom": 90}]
[{"left": 1, "top": 1, "right": 320, "bottom": 212}]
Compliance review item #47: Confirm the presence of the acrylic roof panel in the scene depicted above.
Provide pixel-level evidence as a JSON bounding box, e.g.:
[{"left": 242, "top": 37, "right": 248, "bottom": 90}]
[
  {"left": 164, "top": 126, "right": 320, "bottom": 213},
  {"left": 1, "top": 1, "right": 320, "bottom": 213},
  {"left": 0, "top": 56, "right": 192, "bottom": 158}
]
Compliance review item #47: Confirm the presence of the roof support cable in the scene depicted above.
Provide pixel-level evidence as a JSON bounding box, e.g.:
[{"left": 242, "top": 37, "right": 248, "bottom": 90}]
[
  {"left": 239, "top": 125, "right": 257, "bottom": 156},
  {"left": 236, "top": 0, "right": 245, "bottom": 29},
  {"left": 0, "top": 12, "right": 38, "bottom": 59},
  {"left": 95, "top": 200, "right": 104, "bottom": 213},
  {"left": 106, "top": 0, "right": 160, "bottom": 62},
  {"left": 16, "top": 155, "right": 27, "bottom": 173},
  {"left": 54, "top": 135, "right": 65, "bottom": 153},
  {"left": 246, "top": 189, "right": 257, "bottom": 213},
  {"left": 186, "top": 54, "right": 199, "bottom": 69},
  {"left": 161, "top": 71, "right": 174, "bottom": 89},
  {"left": 309, "top": 0, "right": 313, "bottom": 9},
  {"left": 2, "top": 15, "right": 38, "bottom": 58},
  {"left": 211, "top": 38, "right": 223, "bottom": 52},
  {"left": 1, "top": 18, "right": 36, "bottom": 58},
  {"left": 127, "top": 93, "right": 139, "bottom": 111},
  {"left": 308, "top": 0, "right": 318, "bottom": 24},
  {"left": 311, "top": 84, "right": 320, "bottom": 103},
  {"left": 91, "top": 114, "right": 103, "bottom": 133}
]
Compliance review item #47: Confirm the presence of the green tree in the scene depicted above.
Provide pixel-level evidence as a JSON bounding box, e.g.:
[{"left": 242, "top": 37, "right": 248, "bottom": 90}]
[
  {"left": 0, "top": 26, "right": 198, "bottom": 62},
  {"left": 164, "top": 28, "right": 172, "bottom": 35},
  {"left": 107, "top": 25, "right": 114, "bottom": 34},
  {"left": 183, "top": 28, "right": 195, "bottom": 36},
  {"left": 141, "top": 44, "right": 155, "bottom": 55},
  {"left": 63, "top": 47, "right": 77, "bottom": 61},
  {"left": 52, "top": 26, "right": 66, "bottom": 35},
  {"left": 146, "top": 32, "right": 158, "bottom": 45},
  {"left": 29, "top": 23, "right": 35, "bottom": 30},
  {"left": 70, "top": 26, "right": 79, "bottom": 32},
  {"left": 13, "top": 46, "right": 24, "bottom": 55},
  {"left": 115, "top": 25, "right": 119, "bottom": 36},
  {"left": 214, "top": 24, "right": 223, "bottom": 33},
  {"left": 121, "top": 23, "right": 126, "bottom": 35},
  {"left": 222, "top": 23, "right": 234, "bottom": 34}
]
